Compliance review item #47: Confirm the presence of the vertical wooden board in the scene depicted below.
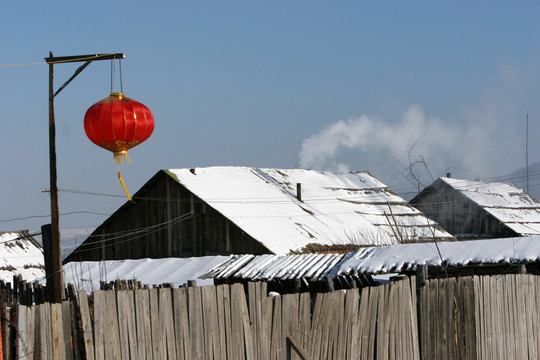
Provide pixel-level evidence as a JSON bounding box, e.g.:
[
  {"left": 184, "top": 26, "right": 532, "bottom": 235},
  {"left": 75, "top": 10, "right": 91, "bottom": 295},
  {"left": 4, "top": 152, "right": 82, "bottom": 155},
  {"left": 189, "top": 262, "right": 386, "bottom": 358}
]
[
  {"left": 77, "top": 291, "right": 95, "bottom": 360},
  {"left": 220, "top": 285, "right": 233, "bottom": 360},
  {"left": 104, "top": 290, "right": 122, "bottom": 360},
  {"left": 514, "top": 275, "right": 527, "bottom": 360},
  {"left": 473, "top": 276, "right": 483, "bottom": 360},
  {"left": 215, "top": 285, "right": 228, "bottom": 360},
  {"left": 386, "top": 282, "right": 397, "bottom": 360},
  {"left": 535, "top": 276, "right": 540, "bottom": 357},
  {"left": 93, "top": 291, "right": 106, "bottom": 360},
  {"left": 325, "top": 291, "right": 342, "bottom": 360},
  {"left": 51, "top": 303, "right": 65, "bottom": 360},
  {"left": 311, "top": 293, "right": 329, "bottom": 359},
  {"left": 333, "top": 290, "right": 346, "bottom": 360},
  {"left": 438, "top": 278, "right": 448, "bottom": 359},
  {"left": 172, "top": 288, "right": 191, "bottom": 360},
  {"left": 281, "top": 294, "right": 297, "bottom": 360},
  {"left": 298, "top": 292, "right": 311, "bottom": 357},
  {"left": 43, "top": 303, "right": 53, "bottom": 360},
  {"left": 200, "top": 286, "right": 219, "bottom": 360},
  {"left": 501, "top": 276, "right": 512, "bottom": 360},
  {"left": 525, "top": 275, "right": 538, "bottom": 360},
  {"left": 118, "top": 290, "right": 139, "bottom": 360},
  {"left": 258, "top": 282, "right": 269, "bottom": 360},
  {"left": 158, "top": 288, "right": 177, "bottom": 360},
  {"left": 501, "top": 275, "right": 511, "bottom": 358},
  {"left": 26, "top": 306, "right": 35, "bottom": 360},
  {"left": 397, "top": 280, "right": 409, "bottom": 360},
  {"left": 17, "top": 305, "right": 28, "bottom": 360},
  {"left": 375, "top": 283, "right": 390, "bottom": 360},
  {"left": 461, "top": 277, "right": 476, "bottom": 360},
  {"left": 247, "top": 283, "right": 258, "bottom": 360},
  {"left": 366, "top": 286, "right": 380, "bottom": 360},
  {"left": 405, "top": 278, "right": 420, "bottom": 360},
  {"left": 344, "top": 289, "right": 360, "bottom": 360},
  {"left": 62, "top": 301, "right": 74, "bottom": 360},
  {"left": 148, "top": 288, "right": 162, "bottom": 360},
  {"left": 116, "top": 291, "right": 132, "bottom": 360},
  {"left": 187, "top": 286, "right": 205, "bottom": 360},
  {"left": 269, "top": 296, "right": 282, "bottom": 360},
  {"left": 358, "top": 287, "right": 370, "bottom": 360},
  {"left": 484, "top": 276, "right": 494, "bottom": 360},
  {"left": 447, "top": 278, "right": 456, "bottom": 360},
  {"left": 236, "top": 284, "right": 255, "bottom": 360},
  {"left": 134, "top": 289, "right": 153, "bottom": 360}
]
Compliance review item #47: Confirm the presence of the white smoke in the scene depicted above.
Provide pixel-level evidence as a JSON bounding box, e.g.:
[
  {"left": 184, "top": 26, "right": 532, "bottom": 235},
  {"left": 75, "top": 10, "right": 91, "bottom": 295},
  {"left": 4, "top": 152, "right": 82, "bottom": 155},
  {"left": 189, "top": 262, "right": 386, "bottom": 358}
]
[
  {"left": 298, "top": 105, "right": 461, "bottom": 174},
  {"left": 297, "top": 60, "right": 539, "bottom": 189}
]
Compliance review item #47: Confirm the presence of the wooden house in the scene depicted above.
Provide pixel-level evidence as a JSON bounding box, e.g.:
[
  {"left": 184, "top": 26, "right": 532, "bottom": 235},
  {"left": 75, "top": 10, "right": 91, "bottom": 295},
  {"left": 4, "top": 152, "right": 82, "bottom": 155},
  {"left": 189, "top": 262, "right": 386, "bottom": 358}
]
[
  {"left": 65, "top": 167, "right": 454, "bottom": 263},
  {"left": 410, "top": 177, "right": 540, "bottom": 239}
]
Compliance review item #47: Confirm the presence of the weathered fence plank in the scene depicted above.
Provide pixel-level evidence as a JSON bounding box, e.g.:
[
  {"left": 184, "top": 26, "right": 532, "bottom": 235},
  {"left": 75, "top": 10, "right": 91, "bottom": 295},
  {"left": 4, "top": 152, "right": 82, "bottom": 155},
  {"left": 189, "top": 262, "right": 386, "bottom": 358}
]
[
  {"left": 187, "top": 286, "right": 204, "bottom": 359},
  {"left": 134, "top": 289, "right": 152, "bottom": 360},
  {"left": 77, "top": 291, "right": 94, "bottom": 360},
  {"left": 158, "top": 288, "right": 177, "bottom": 360},
  {"left": 172, "top": 288, "right": 190, "bottom": 360}
]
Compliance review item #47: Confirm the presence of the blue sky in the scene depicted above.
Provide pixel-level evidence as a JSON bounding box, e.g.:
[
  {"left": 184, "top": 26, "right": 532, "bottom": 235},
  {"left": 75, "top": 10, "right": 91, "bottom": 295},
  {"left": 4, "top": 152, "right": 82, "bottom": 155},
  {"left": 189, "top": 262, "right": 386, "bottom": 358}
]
[{"left": 1, "top": 2, "right": 539, "bottom": 241}]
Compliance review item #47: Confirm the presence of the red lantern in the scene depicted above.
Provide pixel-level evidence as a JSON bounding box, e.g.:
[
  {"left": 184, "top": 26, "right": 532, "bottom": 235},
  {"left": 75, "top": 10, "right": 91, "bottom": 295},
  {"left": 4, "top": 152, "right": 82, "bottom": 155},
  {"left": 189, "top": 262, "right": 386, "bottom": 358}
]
[{"left": 84, "top": 92, "right": 154, "bottom": 164}]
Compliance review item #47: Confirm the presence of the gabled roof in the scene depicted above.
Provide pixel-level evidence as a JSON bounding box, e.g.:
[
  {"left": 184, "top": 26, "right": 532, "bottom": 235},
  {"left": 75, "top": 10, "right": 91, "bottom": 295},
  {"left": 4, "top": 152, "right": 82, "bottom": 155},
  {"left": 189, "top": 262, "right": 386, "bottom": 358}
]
[
  {"left": 436, "top": 177, "right": 540, "bottom": 236},
  {"left": 166, "top": 167, "right": 454, "bottom": 254},
  {"left": 0, "top": 231, "right": 44, "bottom": 282}
]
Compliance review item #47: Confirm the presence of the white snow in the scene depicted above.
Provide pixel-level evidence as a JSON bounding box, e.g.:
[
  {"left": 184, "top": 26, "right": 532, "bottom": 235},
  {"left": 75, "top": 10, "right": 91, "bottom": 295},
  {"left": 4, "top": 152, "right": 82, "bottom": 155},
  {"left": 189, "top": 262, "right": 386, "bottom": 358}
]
[
  {"left": 167, "top": 167, "right": 453, "bottom": 255},
  {"left": 62, "top": 256, "right": 229, "bottom": 292},
  {"left": 0, "top": 232, "right": 44, "bottom": 283},
  {"left": 329, "top": 236, "right": 540, "bottom": 277}
]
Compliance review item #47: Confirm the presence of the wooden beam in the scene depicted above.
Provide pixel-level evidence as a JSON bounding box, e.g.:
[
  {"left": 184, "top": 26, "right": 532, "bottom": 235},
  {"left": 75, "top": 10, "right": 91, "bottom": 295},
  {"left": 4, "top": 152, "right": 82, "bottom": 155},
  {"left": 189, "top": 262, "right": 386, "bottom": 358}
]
[{"left": 45, "top": 53, "right": 125, "bottom": 64}]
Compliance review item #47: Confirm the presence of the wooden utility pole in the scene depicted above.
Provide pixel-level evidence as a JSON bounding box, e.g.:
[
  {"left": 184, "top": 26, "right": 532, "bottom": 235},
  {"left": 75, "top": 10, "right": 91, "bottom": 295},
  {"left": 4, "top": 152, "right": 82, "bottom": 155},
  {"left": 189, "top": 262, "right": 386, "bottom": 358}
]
[{"left": 44, "top": 52, "right": 125, "bottom": 303}]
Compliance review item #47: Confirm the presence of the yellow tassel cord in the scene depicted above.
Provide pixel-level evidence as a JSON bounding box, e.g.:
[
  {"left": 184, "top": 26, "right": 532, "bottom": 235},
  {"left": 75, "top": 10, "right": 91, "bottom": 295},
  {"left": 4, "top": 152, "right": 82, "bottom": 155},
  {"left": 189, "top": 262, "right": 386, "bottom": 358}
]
[
  {"left": 113, "top": 150, "right": 132, "bottom": 165},
  {"left": 118, "top": 171, "right": 133, "bottom": 202}
]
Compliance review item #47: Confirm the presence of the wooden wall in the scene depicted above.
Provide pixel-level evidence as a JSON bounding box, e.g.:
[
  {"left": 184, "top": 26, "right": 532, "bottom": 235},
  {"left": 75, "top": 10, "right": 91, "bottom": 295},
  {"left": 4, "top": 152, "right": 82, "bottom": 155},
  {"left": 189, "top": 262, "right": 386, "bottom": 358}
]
[{"left": 66, "top": 171, "right": 271, "bottom": 262}]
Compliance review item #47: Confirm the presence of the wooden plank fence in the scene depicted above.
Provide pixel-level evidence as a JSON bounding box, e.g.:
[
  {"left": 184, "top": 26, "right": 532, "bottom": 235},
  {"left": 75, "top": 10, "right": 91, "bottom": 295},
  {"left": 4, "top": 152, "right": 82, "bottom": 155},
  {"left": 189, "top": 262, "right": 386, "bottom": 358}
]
[{"left": 1, "top": 274, "right": 540, "bottom": 359}]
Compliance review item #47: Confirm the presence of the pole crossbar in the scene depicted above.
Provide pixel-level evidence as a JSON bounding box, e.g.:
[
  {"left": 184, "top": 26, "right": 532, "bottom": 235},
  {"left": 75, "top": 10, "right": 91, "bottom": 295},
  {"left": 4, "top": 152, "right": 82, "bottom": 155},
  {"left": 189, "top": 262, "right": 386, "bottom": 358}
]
[{"left": 45, "top": 53, "right": 125, "bottom": 64}]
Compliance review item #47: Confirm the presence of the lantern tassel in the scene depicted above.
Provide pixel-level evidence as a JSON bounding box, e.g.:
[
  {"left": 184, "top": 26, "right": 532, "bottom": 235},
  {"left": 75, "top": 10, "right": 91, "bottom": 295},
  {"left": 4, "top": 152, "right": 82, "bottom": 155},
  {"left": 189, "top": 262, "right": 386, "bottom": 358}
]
[
  {"left": 118, "top": 171, "right": 133, "bottom": 202},
  {"left": 114, "top": 150, "right": 132, "bottom": 165}
]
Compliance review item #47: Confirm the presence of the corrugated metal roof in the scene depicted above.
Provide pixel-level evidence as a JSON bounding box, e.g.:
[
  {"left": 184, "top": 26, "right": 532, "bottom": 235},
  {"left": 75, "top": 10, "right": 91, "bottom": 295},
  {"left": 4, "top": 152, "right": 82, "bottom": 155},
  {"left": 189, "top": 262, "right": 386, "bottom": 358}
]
[
  {"left": 167, "top": 167, "right": 454, "bottom": 255},
  {"left": 202, "top": 236, "right": 540, "bottom": 281},
  {"left": 200, "top": 253, "right": 345, "bottom": 281},
  {"left": 442, "top": 177, "right": 540, "bottom": 236}
]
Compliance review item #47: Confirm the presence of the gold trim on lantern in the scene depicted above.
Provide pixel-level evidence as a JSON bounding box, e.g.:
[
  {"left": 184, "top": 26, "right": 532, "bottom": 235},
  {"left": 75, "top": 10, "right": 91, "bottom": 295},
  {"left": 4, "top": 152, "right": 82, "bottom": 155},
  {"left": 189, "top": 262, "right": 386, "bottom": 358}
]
[{"left": 113, "top": 150, "right": 132, "bottom": 164}]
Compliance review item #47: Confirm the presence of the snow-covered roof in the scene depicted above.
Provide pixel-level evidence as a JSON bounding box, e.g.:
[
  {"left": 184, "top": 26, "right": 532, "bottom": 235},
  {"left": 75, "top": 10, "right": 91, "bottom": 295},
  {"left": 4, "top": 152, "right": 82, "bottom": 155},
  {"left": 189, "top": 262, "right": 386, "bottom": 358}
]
[
  {"left": 62, "top": 256, "right": 228, "bottom": 292},
  {"left": 201, "top": 236, "right": 540, "bottom": 281},
  {"left": 0, "top": 231, "right": 44, "bottom": 283},
  {"left": 62, "top": 237, "right": 540, "bottom": 288},
  {"left": 441, "top": 177, "right": 540, "bottom": 236},
  {"left": 200, "top": 253, "right": 345, "bottom": 282},
  {"left": 166, "top": 167, "right": 454, "bottom": 255},
  {"left": 329, "top": 236, "right": 540, "bottom": 276}
]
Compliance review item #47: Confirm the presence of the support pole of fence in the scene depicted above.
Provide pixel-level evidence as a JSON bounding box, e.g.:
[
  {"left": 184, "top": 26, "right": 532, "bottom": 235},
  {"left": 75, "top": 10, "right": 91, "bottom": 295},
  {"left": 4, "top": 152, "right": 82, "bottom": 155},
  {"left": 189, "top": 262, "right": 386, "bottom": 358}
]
[{"left": 287, "top": 335, "right": 312, "bottom": 360}]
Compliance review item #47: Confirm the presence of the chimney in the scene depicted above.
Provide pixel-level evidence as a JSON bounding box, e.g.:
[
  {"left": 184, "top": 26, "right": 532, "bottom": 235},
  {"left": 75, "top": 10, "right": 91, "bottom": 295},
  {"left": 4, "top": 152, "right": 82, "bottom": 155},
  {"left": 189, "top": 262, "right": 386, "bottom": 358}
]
[
  {"left": 296, "top": 183, "right": 302, "bottom": 202},
  {"left": 446, "top": 172, "right": 451, "bottom": 178}
]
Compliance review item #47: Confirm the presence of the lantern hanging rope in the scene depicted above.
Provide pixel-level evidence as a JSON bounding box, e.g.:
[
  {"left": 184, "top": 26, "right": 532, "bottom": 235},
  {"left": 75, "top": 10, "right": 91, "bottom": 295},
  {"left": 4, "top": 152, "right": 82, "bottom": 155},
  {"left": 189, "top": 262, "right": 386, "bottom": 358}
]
[{"left": 84, "top": 60, "right": 154, "bottom": 201}]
